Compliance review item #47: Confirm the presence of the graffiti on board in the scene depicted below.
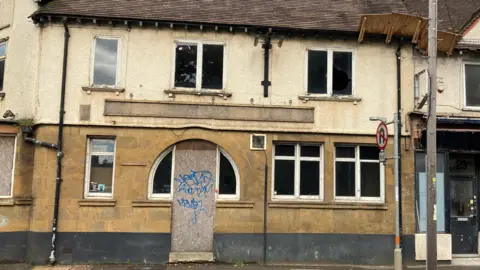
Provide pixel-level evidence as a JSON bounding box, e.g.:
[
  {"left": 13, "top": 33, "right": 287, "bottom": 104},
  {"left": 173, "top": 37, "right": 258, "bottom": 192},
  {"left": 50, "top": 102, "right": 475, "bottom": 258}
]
[{"left": 175, "top": 170, "right": 214, "bottom": 224}]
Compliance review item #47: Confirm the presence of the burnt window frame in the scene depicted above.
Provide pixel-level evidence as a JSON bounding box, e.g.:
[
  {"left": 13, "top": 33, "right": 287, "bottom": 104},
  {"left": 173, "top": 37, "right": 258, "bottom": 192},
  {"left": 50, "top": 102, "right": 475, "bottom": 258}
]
[
  {"left": 463, "top": 62, "right": 480, "bottom": 109},
  {"left": 172, "top": 39, "right": 227, "bottom": 91},
  {"left": 272, "top": 143, "right": 324, "bottom": 201},
  {"left": 305, "top": 48, "right": 355, "bottom": 96},
  {"left": 334, "top": 144, "right": 385, "bottom": 203},
  {"left": 148, "top": 146, "right": 239, "bottom": 200},
  {"left": 0, "top": 40, "right": 7, "bottom": 92}
]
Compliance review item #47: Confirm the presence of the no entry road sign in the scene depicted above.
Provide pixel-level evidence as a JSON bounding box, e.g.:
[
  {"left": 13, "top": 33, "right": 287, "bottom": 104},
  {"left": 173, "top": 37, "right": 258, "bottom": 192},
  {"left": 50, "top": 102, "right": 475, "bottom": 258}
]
[{"left": 376, "top": 122, "right": 388, "bottom": 151}]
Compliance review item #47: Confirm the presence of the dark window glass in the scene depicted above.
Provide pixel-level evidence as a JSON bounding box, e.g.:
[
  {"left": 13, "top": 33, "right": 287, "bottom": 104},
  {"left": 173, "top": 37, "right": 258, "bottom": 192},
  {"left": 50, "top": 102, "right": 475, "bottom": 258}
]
[
  {"left": 360, "top": 162, "right": 380, "bottom": 197},
  {"left": 175, "top": 44, "right": 197, "bottom": 88},
  {"left": 332, "top": 52, "right": 352, "bottom": 95},
  {"left": 202, "top": 45, "right": 223, "bottom": 89},
  {"left": 274, "top": 160, "right": 295, "bottom": 195},
  {"left": 219, "top": 152, "right": 236, "bottom": 195},
  {"left": 308, "top": 51, "right": 327, "bottom": 94},
  {"left": 275, "top": 145, "right": 295, "bottom": 156},
  {"left": 89, "top": 155, "right": 114, "bottom": 194},
  {"left": 336, "top": 146, "right": 355, "bottom": 158},
  {"left": 93, "top": 38, "right": 118, "bottom": 86},
  {"left": 0, "top": 59, "right": 4, "bottom": 90},
  {"left": 300, "top": 145, "right": 320, "bottom": 157},
  {"left": 153, "top": 151, "right": 172, "bottom": 194},
  {"left": 300, "top": 161, "right": 320, "bottom": 195},
  {"left": 360, "top": 146, "right": 379, "bottom": 160},
  {"left": 465, "top": 64, "right": 480, "bottom": 107},
  {"left": 335, "top": 161, "right": 355, "bottom": 196}
]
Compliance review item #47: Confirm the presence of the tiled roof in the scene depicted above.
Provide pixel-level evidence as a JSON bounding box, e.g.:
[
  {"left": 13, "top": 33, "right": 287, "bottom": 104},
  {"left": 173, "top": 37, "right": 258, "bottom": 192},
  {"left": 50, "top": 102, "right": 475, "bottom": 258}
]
[{"left": 33, "top": 0, "right": 480, "bottom": 33}]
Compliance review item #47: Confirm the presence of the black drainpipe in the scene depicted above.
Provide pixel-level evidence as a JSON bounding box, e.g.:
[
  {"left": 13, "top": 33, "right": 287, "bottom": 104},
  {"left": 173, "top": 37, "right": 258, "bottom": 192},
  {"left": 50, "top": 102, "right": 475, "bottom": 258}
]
[
  {"left": 263, "top": 161, "right": 268, "bottom": 264},
  {"left": 49, "top": 20, "right": 70, "bottom": 264},
  {"left": 261, "top": 34, "right": 272, "bottom": 97},
  {"left": 396, "top": 43, "right": 403, "bottom": 244}
]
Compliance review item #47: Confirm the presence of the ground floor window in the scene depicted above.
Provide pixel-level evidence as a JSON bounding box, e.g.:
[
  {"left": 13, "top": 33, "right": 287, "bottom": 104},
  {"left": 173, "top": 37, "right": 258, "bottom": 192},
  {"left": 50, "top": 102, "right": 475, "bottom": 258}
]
[
  {"left": 149, "top": 146, "right": 239, "bottom": 199},
  {"left": 0, "top": 135, "right": 16, "bottom": 197},
  {"left": 273, "top": 143, "right": 323, "bottom": 200},
  {"left": 334, "top": 145, "right": 384, "bottom": 202},
  {"left": 84, "top": 138, "right": 116, "bottom": 198}
]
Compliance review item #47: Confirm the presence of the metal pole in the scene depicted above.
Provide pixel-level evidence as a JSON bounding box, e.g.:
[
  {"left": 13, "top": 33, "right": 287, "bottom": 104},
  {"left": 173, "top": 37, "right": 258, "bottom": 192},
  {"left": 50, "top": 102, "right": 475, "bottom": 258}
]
[
  {"left": 394, "top": 113, "right": 402, "bottom": 270},
  {"left": 426, "top": 0, "right": 438, "bottom": 268}
]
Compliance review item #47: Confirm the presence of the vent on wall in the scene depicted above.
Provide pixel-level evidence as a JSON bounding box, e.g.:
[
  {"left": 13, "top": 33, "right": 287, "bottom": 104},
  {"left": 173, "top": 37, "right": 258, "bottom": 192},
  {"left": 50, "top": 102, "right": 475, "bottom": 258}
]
[{"left": 250, "top": 134, "right": 266, "bottom": 150}]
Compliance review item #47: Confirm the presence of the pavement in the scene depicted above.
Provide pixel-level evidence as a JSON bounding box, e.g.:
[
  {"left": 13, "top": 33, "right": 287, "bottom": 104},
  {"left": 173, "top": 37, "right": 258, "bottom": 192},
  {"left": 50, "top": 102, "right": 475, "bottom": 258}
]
[{"left": 1, "top": 264, "right": 480, "bottom": 270}]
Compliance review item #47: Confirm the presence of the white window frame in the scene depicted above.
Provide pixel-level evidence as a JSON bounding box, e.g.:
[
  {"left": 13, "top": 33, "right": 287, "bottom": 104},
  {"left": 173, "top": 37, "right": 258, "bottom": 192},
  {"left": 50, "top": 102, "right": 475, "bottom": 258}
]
[
  {"left": 272, "top": 143, "right": 324, "bottom": 201},
  {"left": 148, "top": 146, "right": 240, "bottom": 200},
  {"left": 84, "top": 137, "right": 116, "bottom": 198},
  {"left": 0, "top": 41, "right": 7, "bottom": 91},
  {"left": 334, "top": 145, "right": 385, "bottom": 203},
  {"left": 0, "top": 135, "right": 17, "bottom": 198},
  {"left": 304, "top": 48, "right": 355, "bottom": 96},
  {"left": 90, "top": 36, "right": 121, "bottom": 88},
  {"left": 172, "top": 39, "right": 227, "bottom": 91},
  {"left": 463, "top": 62, "right": 480, "bottom": 110}
]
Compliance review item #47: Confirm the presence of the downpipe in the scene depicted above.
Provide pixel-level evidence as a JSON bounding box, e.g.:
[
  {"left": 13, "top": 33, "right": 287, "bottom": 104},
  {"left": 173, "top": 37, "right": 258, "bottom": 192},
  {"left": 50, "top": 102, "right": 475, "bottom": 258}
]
[
  {"left": 49, "top": 20, "right": 69, "bottom": 264},
  {"left": 394, "top": 43, "right": 403, "bottom": 270}
]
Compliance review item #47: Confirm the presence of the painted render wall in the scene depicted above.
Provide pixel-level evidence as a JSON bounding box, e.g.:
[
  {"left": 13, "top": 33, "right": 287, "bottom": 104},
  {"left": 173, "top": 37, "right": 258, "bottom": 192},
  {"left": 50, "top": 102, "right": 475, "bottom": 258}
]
[{"left": 35, "top": 25, "right": 414, "bottom": 135}]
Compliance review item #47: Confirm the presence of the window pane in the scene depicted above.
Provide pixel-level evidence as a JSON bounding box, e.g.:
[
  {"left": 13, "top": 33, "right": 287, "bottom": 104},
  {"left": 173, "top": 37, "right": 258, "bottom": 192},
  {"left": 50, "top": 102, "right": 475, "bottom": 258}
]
[
  {"left": 465, "top": 64, "right": 480, "bottom": 107},
  {"left": 153, "top": 151, "right": 172, "bottom": 194},
  {"left": 0, "top": 43, "right": 5, "bottom": 57},
  {"left": 219, "top": 152, "right": 236, "bottom": 195},
  {"left": 275, "top": 145, "right": 295, "bottom": 156},
  {"left": 93, "top": 38, "right": 118, "bottom": 86},
  {"left": 175, "top": 44, "right": 197, "bottom": 88},
  {"left": 91, "top": 139, "right": 115, "bottom": 153},
  {"left": 308, "top": 51, "right": 327, "bottom": 94},
  {"left": 332, "top": 52, "right": 352, "bottom": 95},
  {"left": 0, "top": 60, "right": 4, "bottom": 90},
  {"left": 300, "top": 161, "right": 320, "bottom": 195},
  {"left": 335, "top": 146, "right": 355, "bottom": 158},
  {"left": 360, "top": 162, "right": 380, "bottom": 197},
  {"left": 202, "top": 44, "right": 223, "bottom": 89},
  {"left": 274, "top": 160, "right": 295, "bottom": 195},
  {"left": 0, "top": 136, "right": 15, "bottom": 196},
  {"left": 360, "top": 146, "right": 379, "bottom": 160},
  {"left": 335, "top": 161, "right": 355, "bottom": 196},
  {"left": 89, "top": 155, "right": 114, "bottom": 194},
  {"left": 301, "top": 145, "right": 320, "bottom": 157}
]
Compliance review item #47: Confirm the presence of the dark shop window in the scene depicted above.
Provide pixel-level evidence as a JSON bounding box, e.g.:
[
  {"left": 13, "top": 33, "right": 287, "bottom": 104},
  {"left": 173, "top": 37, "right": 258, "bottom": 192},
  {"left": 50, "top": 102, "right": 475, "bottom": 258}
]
[
  {"left": 465, "top": 64, "right": 480, "bottom": 107},
  {"left": 202, "top": 44, "right": 224, "bottom": 89}
]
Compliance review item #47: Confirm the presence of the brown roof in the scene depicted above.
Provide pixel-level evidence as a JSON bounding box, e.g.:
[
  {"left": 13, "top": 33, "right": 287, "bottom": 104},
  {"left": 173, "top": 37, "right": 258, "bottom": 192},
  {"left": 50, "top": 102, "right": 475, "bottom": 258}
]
[{"left": 33, "top": 0, "right": 479, "bottom": 33}]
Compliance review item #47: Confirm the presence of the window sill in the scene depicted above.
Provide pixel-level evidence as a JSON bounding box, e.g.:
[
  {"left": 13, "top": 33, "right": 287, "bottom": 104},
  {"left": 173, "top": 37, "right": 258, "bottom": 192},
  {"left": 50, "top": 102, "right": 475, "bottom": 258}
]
[
  {"left": 217, "top": 200, "right": 254, "bottom": 208},
  {"left": 0, "top": 197, "right": 33, "bottom": 206},
  {"left": 78, "top": 199, "right": 116, "bottom": 207},
  {"left": 0, "top": 24, "right": 10, "bottom": 31},
  {"left": 164, "top": 89, "right": 232, "bottom": 99},
  {"left": 462, "top": 107, "right": 480, "bottom": 112},
  {"left": 82, "top": 86, "right": 125, "bottom": 95},
  {"left": 298, "top": 94, "right": 362, "bottom": 103},
  {"left": 132, "top": 200, "right": 171, "bottom": 208},
  {"left": 0, "top": 92, "right": 5, "bottom": 101},
  {"left": 268, "top": 201, "right": 388, "bottom": 210}
]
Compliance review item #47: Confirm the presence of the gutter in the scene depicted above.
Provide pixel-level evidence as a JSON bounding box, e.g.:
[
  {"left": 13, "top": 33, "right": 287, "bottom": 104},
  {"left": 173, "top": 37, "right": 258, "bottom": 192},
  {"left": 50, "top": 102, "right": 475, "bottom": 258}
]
[{"left": 395, "top": 43, "right": 403, "bottom": 249}]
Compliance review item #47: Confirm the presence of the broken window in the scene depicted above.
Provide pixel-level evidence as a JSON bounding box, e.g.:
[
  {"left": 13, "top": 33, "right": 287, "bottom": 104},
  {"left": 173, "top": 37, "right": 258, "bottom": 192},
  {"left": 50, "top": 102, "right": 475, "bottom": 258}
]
[
  {"left": 335, "top": 145, "right": 383, "bottom": 201},
  {"left": 150, "top": 147, "right": 238, "bottom": 199},
  {"left": 0, "top": 42, "right": 6, "bottom": 91},
  {"left": 0, "top": 136, "right": 15, "bottom": 197},
  {"left": 92, "top": 37, "right": 119, "bottom": 86},
  {"left": 174, "top": 41, "right": 225, "bottom": 90},
  {"left": 465, "top": 64, "right": 480, "bottom": 107},
  {"left": 85, "top": 138, "right": 116, "bottom": 197},
  {"left": 307, "top": 49, "right": 353, "bottom": 95},
  {"left": 274, "top": 144, "right": 323, "bottom": 199}
]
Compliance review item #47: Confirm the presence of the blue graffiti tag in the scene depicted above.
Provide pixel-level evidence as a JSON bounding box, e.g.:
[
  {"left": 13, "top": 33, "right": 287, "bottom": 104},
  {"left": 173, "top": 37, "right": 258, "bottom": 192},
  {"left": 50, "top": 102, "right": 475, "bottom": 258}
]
[
  {"left": 174, "top": 170, "right": 214, "bottom": 197},
  {"left": 177, "top": 197, "right": 209, "bottom": 224}
]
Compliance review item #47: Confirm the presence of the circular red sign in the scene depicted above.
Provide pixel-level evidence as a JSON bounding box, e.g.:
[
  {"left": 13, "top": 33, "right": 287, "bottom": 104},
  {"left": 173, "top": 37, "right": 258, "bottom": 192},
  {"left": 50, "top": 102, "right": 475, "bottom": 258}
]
[{"left": 376, "top": 122, "right": 388, "bottom": 151}]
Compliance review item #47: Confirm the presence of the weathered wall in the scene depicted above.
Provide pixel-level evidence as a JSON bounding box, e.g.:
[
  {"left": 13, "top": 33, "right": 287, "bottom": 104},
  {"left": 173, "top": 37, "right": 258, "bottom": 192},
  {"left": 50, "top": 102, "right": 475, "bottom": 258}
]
[
  {"left": 35, "top": 25, "right": 414, "bottom": 134},
  {"left": 0, "top": 0, "right": 40, "bottom": 119}
]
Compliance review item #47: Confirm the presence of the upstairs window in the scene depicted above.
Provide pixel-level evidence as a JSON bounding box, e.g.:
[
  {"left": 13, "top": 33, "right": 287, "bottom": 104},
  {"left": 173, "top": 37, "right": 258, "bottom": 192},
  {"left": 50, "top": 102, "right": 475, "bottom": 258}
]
[
  {"left": 335, "top": 145, "right": 384, "bottom": 202},
  {"left": 92, "top": 37, "right": 119, "bottom": 87},
  {"left": 464, "top": 63, "right": 480, "bottom": 108},
  {"left": 307, "top": 49, "right": 353, "bottom": 96},
  {"left": 0, "top": 42, "right": 6, "bottom": 91},
  {"left": 174, "top": 41, "right": 225, "bottom": 90}
]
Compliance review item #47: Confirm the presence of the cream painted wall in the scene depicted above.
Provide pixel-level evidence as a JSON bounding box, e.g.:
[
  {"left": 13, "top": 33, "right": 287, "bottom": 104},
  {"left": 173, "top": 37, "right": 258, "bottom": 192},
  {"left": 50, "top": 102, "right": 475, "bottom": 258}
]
[
  {"left": 0, "top": 0, "right": 40, "bottom": 120},
  {"left": 463, "top": 19, "right": 480, "bottom": 41},
  {"left": 36, "top": 24, "right": 414, "bottom": 134}
]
